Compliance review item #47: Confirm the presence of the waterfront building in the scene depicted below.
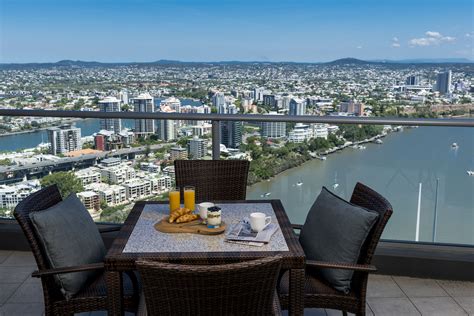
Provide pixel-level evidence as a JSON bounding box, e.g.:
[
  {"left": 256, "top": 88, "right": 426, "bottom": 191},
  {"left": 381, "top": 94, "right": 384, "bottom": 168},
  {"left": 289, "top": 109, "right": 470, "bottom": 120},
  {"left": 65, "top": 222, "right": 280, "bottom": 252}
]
[
  {"left": 157, "top": 117, "right": 177, "bottom": 141},
  {"left": 98, "top": 96, "right": 122, "bottom": 133},
  {"left": 119, "top": 89, "right": 129, "bottom": 105},
  {"left": 220, "top": 104, "right": 242, "bottom": 149},
  {"left": 47, "top": 124, "right": 82, "bottom": 155},
  {"left": 261, "top": 112, "right": 286, "bottom": 138},
  {"left": 312, "top": 124, "right": 329, "bottom": 139},
  {"left": 188, "top": 136, "right": 206, "bottom": 159},
  {"left": 406, "top": 75, "right": 420, "bottom": 86},
  {"left": 289, "top": 98, "right": 306, "bottom": 116},
  {"left": 288, "top": 123, "right": 313, "bottom": 143},
  {"left": 77, "top": 191, "right": 100, "bottom": 215},
  {"left": 132, "top": 93, "right": 155, "bottom": 136},
  {"left": 75, "top": 168, "right": 101, "bottom": 186},
  {"left": 170, "top": 147, "right": 188, "bottom": 161},
  {"left": 435, "top": 70, "right": 452, "bottom": 94},
  {"left": 0, "top": 180, "right": 40, "bottom": 209},
  {"left": 253, "top": 87, "right": 265, "bottom": 102},
  {"left": 123, "top": 179, "right": 152, "bottom": 200},
  {"left": 211, "top": 92, "right": 225, "bottom": 108}
]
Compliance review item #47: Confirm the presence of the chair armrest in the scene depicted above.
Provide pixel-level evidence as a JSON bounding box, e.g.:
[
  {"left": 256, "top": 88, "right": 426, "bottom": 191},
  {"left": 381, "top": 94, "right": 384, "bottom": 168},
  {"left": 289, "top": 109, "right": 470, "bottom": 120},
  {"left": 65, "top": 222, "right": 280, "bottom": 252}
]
[
  {"left": 291, "top": 223, "right": 303, "bottom": 230},
  {"left": 306, "top": 260, "right": 377, "bottom": 272},
  {"left": 31, "top": 262, "right": 105, "bottom": 278},
  {"left": 98, "top": 225, "right": 122, "bottom": 234}
]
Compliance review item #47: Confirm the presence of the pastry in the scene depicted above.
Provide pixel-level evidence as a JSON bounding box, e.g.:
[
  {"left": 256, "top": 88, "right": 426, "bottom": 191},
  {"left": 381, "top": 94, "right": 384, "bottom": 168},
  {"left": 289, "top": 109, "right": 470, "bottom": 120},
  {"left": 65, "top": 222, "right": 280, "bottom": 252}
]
[
  {"left": 176, "top": 213, "right": 199, "bottom": 223},
  {"left": 169, "top": 208, "right": 192, "bottom": 223}
]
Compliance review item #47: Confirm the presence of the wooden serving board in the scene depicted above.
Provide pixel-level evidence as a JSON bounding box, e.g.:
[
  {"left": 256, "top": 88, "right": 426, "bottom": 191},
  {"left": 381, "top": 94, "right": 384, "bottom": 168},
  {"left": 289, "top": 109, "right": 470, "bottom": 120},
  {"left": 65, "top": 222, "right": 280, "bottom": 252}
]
[{"left": 154, "top": 216, "right": 226, "bottom": 235}]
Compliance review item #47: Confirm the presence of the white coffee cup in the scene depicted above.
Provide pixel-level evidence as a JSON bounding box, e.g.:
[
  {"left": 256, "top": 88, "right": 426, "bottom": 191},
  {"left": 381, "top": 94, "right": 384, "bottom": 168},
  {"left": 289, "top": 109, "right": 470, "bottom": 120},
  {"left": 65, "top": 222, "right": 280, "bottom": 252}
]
[
  {"left": 249, "top": 212, "right": 271, "bottom": 232},
  {"left": 197, "top": 202, "right": 214, "bottom": 220}
]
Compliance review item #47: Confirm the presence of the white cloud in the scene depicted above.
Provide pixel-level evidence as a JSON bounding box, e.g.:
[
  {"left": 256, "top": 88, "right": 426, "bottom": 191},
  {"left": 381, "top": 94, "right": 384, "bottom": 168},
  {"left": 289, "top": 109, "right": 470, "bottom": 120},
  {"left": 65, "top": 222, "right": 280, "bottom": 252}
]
[
  {"left": 466, "top": 32, "right": 474, "bottom": 38},
  {"left": 409, "top": 31, "right": 456, "bottom": 47},
  {"left": 391, "top": 36, "right": 400, "bottom": 48},
  {"left": 356, "top": 45, "right": 363, "bottom": 49}
]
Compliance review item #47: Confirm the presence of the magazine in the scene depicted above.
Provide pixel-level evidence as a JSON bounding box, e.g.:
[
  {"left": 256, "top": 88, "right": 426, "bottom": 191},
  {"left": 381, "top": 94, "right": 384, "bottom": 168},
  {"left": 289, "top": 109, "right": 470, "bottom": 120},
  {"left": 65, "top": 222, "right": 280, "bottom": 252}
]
[{"left": 225, "top": 217, "right": 279, "bottom": 244}]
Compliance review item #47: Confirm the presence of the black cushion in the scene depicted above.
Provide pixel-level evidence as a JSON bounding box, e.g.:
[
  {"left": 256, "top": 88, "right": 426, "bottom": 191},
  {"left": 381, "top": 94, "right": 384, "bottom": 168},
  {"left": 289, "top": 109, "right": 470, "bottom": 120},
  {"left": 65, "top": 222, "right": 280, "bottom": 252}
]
[
  {"left": 299, "top": 187, "right": 379, "bottom": 293},
  {"left": 29, "top": 193, "right": 106, "bottom": 299}
]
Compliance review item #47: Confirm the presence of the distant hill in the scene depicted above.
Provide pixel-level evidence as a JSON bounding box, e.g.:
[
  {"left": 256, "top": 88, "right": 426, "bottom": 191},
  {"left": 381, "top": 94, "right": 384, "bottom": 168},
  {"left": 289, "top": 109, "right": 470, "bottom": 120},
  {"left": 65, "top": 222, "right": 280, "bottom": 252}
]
[
  {"left": 0, "top": 57, "right": 472, "bottom": 69},
  {"left": 326, "top": 58, "right": 373, "bottom": 65}
]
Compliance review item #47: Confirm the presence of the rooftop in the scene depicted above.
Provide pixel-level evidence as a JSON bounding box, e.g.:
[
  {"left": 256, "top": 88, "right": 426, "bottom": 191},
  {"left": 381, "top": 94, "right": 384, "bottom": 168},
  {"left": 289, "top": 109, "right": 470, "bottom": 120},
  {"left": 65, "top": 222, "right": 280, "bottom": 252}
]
[{"left": 1, "top": 251, "right": 472, "bottom": 315}]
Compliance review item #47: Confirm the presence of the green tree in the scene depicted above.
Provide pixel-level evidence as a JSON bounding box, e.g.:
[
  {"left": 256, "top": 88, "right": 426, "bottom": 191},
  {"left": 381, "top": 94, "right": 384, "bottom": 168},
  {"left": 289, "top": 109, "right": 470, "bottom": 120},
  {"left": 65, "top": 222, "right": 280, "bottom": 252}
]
[{"left": 40, "top": 171, "right": 84, "bottom": 198}]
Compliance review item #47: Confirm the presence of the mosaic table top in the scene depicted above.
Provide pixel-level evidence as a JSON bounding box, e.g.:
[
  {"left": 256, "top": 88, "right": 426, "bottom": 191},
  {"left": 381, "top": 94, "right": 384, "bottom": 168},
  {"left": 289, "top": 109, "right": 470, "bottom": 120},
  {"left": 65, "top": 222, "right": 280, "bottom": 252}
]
[{"left": 123, "top": 203, "right": 289, "bottom": 253}]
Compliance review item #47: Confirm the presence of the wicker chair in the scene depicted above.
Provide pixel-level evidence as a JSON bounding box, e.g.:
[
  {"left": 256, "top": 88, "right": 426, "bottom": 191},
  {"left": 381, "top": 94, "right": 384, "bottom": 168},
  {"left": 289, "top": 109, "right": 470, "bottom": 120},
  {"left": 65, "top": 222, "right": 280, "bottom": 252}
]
[
  {"left": 13, "top": 184, "right": 139, "bottom": 316},
  {"left": 174, "top": 159, "right": 250, "bottom": 202},
  {"left": 278, "top": 182, "right": 393, "bottom": 316},
  {"left": 136, "top": 256, "right": 283, "bottom": 316}
]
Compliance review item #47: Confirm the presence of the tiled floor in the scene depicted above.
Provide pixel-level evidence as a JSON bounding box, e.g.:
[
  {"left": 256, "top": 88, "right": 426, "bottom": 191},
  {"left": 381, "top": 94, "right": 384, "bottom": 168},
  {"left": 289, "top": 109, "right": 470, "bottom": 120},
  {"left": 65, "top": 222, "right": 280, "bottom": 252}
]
[{"left": 1, "top": 251, "right": 473, "bottom": 316}]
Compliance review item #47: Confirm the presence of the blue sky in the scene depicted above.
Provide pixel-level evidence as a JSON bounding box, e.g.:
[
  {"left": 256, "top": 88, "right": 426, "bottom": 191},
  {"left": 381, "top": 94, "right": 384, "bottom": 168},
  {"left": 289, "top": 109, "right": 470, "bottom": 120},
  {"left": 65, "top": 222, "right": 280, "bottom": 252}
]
[{"left": 1, "top": 0, "right": 473, "bottom": 63}]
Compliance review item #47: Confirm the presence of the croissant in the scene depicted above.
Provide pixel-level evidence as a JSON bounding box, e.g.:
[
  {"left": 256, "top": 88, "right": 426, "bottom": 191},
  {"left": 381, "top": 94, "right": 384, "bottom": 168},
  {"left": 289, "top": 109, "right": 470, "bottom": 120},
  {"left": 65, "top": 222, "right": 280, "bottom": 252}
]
[
  {"left": 176, "top": 213, "right": 200, "bottom": 223},
  {"left": 169, "top": 208, "right": 192, "bottom": 223}
]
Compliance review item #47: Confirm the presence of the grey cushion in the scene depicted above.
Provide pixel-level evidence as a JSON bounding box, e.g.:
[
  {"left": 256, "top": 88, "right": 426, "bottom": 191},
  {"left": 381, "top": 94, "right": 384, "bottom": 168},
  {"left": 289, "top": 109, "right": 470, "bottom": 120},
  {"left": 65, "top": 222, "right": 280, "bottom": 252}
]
[
  {"left": 299, "top": 187, "right": 379, "bottom": 293},
  {"left": 29, "top": 193, "right": 106, "bottom": 299}
]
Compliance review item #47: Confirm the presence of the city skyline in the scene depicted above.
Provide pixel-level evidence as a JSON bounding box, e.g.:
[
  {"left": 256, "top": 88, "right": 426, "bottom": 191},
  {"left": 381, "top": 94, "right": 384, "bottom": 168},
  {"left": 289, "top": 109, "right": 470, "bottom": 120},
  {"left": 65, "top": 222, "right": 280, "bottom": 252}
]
[{"left": 1, "top": 0, "right": 473, "bottom": 63}]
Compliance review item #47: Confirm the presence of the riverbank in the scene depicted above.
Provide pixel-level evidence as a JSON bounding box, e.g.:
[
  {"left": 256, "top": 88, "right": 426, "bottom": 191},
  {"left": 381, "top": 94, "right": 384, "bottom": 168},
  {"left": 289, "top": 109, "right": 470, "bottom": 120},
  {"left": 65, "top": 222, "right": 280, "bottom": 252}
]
[
  {"left": 0, "top": 117, "right": 85, "bottom": 137},
  {"left": 247, "top": 127, "right": 404, "bottom": 186}
]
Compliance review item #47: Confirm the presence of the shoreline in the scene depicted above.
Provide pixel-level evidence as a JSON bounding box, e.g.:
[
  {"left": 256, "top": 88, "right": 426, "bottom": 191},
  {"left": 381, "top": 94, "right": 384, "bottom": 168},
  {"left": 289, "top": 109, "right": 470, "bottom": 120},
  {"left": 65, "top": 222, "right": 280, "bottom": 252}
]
[
  {"left": 0, "top": 118, "right": 87, "bottom": 137},
  {"left": 248, "top": 127, "right": 406, "bottom": 187}
]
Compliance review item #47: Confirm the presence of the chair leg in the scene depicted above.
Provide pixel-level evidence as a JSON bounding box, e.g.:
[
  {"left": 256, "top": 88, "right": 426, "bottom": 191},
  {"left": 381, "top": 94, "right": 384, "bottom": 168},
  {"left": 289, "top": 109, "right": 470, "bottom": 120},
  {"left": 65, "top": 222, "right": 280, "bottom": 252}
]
[{"left": 342, "top": 312, "right": 348, "bottom": 316}]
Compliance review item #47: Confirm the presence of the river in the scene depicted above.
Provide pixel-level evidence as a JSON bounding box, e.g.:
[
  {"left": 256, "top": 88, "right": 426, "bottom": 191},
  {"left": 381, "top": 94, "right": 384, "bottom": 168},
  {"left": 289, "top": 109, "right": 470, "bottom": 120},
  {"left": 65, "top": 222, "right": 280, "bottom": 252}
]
[
  {"left": 247, "top": 127, "right": 474, "bottom": 245},
  {"left": 0, "top": 98, "right": 201, "bottom": 152}
]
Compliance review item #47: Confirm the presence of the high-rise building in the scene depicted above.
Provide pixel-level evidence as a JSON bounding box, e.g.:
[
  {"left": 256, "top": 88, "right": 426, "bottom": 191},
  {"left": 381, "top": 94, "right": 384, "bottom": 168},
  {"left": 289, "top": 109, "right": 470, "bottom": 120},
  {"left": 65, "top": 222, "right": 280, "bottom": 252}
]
[
  {"left": 340, "top": 100, "right": 365, "bottom": 116},
  {"left": 157, "top": 117, "right": 177, "bottom": 141},
  {"left": 435, "top": 71, "right": 452, "bottom": 94},
  {"left": 220, "top": 104, "right": 242, "bottom": 149},
  {"left": 48, "top": 124, "right": 82, "bottom": 155},
  {"left": 170, "top": 147, "right": 188, "bottom": 160},
  {"left": 132, "top": 93, "right": 155, "bottom": 136},
  {"left": 406, "top": 75, "right": 420, "bottom": 86},
  {"left": 253, "top": 87, "right": 265, "bottom": 102},
  {"left": 261, "top": 112, "right": 286, "bottom": 138},
  {"left": 289, "top": 98, "right": 306, "bottom": 116},
  {"left": 98, "top": 96, "right": 122, "bottom": 133},
  {"left": 188, "top": 136, "right": 206, "bottom": 159},
  {"left": 263, "top": 94, "right": 276, "bottom": 108},
  {"left": 119, "top": 89, "right": 129, "bottom": 105},
  {"left": 211, "top": 92, "right": 225, "bottom": 108},
  {"left": 282, "top": 95, "right": 292, "bottom": 110}
]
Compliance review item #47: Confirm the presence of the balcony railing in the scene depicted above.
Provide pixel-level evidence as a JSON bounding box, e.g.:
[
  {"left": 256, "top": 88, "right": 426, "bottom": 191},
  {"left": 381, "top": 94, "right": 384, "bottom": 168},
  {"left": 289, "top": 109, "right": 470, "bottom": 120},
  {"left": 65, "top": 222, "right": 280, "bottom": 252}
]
[{"left": 0, "top": 109, "right": 473, "bottom": 247}]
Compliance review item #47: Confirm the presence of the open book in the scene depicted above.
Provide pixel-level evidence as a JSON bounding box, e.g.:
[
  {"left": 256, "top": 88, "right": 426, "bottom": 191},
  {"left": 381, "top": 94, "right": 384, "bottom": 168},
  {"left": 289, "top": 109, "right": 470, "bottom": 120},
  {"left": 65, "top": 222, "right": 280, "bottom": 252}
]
[{"left": 225, "top": 217, "right": 279, "bottom": 245}]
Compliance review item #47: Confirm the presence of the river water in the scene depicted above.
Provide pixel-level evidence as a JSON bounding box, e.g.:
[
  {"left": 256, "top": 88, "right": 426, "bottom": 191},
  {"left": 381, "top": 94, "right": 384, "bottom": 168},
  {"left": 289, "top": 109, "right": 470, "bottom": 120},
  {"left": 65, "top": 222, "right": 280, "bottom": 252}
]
[
  {"left": 247, "top": 127, "right": 474, "bottom": 245},
  {"left": 0, "top": 98, "right": 201, "bottom": 152}
]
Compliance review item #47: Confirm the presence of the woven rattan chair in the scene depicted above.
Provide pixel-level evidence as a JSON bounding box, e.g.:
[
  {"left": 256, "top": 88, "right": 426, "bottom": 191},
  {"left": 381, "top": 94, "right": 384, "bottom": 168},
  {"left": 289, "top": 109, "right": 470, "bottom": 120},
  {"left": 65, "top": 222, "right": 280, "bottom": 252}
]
[
  {"left": 13, "top": 184, "right": 139, "bottom": 316},
  {"left": 174, "top": 159, "right": 250, "bottom": 202},
  {"left": 278, "top": 182, "right": 393, "bottom": 316},
  {"left": 136, "top": 256, "right": 283, "bottom": 316}
]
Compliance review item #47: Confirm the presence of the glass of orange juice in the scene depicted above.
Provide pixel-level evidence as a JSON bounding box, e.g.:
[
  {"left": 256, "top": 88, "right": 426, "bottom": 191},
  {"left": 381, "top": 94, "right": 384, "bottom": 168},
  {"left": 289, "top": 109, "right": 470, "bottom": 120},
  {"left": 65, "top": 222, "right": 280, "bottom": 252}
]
[
  {"left": 169, "top": 187, "right": 180, "bottom": 214},
  {"left": 183, "top": 186, "right": 195, "bottom": 211}
]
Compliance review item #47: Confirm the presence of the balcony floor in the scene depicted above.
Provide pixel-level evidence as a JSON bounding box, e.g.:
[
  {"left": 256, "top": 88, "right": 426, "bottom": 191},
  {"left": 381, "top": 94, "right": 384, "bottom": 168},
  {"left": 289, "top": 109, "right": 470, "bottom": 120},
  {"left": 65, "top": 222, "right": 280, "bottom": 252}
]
[{"left": 0, "top": 251, "right": 472, "bottom": 316}]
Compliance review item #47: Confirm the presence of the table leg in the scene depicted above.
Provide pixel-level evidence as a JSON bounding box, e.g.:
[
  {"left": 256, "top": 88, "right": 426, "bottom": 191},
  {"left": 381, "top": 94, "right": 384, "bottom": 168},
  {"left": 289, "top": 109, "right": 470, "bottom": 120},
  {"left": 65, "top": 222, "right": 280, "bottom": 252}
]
[
  {"left": 106, "top": 271, "right": 124, "bottom": 316},
  {"left": 289, "top": 268, "right": 305, "bottom": 316}
]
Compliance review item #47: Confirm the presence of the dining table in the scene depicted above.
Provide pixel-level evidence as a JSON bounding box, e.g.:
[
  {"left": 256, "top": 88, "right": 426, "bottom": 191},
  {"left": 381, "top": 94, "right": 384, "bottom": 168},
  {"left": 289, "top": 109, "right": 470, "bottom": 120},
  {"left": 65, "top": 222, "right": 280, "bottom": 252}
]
[{"left": 105, "top": 200, "right": 306, "bottom": 316}]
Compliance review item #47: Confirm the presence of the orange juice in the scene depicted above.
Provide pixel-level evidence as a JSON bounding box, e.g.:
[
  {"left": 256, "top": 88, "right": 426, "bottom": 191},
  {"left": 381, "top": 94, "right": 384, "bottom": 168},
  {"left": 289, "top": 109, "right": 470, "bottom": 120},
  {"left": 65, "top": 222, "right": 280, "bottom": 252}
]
[
  {"left": 169, "top": 188, "right": 180, "bottom": 213},
  {"left": 184, "top": 186, "right": 195, "bottom": 211}
]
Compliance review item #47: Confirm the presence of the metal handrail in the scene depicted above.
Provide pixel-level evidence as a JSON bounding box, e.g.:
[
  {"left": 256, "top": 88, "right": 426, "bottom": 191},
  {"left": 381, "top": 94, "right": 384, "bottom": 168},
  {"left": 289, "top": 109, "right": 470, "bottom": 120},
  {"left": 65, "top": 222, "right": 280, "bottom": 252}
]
[{"left": 0, "top": 109, "right": 473, "bottom": 127}]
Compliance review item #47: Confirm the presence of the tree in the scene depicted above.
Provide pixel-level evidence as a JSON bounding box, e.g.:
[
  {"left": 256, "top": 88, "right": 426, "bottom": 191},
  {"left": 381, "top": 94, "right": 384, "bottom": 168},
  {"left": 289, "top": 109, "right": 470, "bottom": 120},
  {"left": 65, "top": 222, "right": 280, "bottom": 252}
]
[{"left": 40, "top": 171, "right": 84, "bottom": 198}]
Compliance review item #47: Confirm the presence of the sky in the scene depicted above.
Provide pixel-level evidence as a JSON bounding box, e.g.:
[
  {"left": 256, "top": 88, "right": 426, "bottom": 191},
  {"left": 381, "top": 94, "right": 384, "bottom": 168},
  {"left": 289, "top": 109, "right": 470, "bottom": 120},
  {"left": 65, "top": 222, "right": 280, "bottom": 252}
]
[{"left": 0, "top": 0, "right": 473, "bottom": 63}]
